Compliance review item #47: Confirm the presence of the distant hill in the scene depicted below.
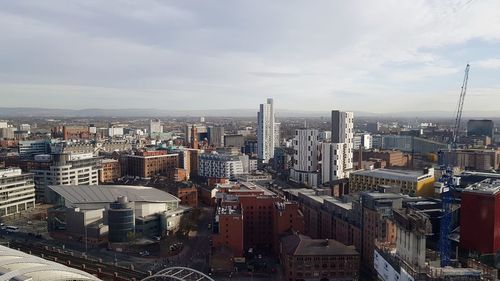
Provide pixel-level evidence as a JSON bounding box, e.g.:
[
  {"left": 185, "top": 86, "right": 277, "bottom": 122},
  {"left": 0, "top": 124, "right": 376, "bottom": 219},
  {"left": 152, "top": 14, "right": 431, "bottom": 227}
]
[{"left": 0, "top": 107, "right": 498, "bottom": 118}]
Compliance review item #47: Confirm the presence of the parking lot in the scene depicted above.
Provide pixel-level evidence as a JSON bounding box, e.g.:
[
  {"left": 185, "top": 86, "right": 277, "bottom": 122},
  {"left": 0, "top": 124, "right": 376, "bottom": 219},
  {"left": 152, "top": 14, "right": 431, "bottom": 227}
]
[{"left": 0, "top": 204, "right": 51, "bottom": 238}]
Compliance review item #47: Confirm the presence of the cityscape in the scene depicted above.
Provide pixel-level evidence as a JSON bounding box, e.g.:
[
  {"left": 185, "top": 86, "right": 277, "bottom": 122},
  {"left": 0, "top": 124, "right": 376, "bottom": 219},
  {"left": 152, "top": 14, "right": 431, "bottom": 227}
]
[{"left": 1, "top": 1, "right": 500, "bottom": 281}]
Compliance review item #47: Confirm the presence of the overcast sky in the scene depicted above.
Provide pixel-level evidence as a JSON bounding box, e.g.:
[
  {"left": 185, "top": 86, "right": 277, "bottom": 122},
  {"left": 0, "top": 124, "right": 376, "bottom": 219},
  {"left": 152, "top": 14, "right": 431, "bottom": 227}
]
[{"left": 0, "top": 0, "right": 499, "bottom": 113}]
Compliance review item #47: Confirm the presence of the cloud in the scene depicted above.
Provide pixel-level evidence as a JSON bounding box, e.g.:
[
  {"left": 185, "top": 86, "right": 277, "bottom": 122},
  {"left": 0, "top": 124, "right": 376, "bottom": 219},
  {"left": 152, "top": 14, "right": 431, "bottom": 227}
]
[
  {"left": 0, "top": 0, "right": 499, "bottom": 112},
  {"left": 474, "top": 58, "right": 500, "bottom": 69}
]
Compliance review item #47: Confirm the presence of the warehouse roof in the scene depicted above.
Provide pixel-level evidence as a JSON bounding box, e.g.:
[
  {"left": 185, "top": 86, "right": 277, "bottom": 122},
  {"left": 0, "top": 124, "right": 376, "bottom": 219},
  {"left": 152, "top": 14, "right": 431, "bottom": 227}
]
[
  {"left": 48, "top": 185, "right": 180, "bottom": 205},
  {"left": 0, "top": 245, "right": 101, "bottom": 281}
]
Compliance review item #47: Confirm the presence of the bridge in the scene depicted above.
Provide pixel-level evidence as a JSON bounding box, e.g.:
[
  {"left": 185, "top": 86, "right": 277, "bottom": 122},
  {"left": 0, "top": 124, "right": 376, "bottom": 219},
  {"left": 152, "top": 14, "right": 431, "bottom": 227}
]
[{"left": 142, "top": 267, "right": 215, "bottom": 281}]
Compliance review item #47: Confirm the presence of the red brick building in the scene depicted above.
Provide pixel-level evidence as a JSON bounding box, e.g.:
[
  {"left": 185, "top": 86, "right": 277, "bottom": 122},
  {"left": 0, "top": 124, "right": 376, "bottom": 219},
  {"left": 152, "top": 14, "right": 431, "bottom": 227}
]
[
  {"left": 212, "top": 182, "right": 305, "bottom": 258},
  {"left": 99, "top": 159, "right": 121, "bottom": 183},
  {"left": 280, "top": 233, "right": 360, "bottom": 281},
  {"left": 176, "top": 184, "right": 198, "bottom": 207},
  {"left": 63, "top": 126, "right": 90, "bottom": 140},
  {"left": 126, "top": 151, "right": 178, "bottom": 179},
  {"left": 213, "top": 206, "right": 244, "bottom": 257},
  {"left": 460, "top": 181, "right": 500, "bottom": 254}
]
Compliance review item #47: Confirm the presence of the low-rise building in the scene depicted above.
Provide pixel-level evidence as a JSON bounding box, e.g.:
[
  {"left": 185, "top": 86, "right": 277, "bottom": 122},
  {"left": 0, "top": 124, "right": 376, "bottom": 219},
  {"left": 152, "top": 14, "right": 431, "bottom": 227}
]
[
  {"left": 280, "top": 233, "right": 360, "bottom": 281},
  {"left": 99, "top": 159, "right": 121, "bottom": 183},
  {"left": 349, "top": 168, "right": 435, "bottom": 197}
]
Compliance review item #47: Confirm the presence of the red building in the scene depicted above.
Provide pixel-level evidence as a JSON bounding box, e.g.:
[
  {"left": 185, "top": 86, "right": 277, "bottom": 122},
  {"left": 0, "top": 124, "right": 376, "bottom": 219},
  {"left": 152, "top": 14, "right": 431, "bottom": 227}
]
[
  {"left": 280, "top": 233, "right": 360, "bottom": 281},
  {"left": 212, "top": 206, "right": 244, "bottom": 257},
  {"left": 212, "top": 182, "right": 305, "bottom": 258},
  {"left": 63, "top": 126, "right": 90, "bottom": 140},
  {"left": 460, "top": 181, "right": 500, "bottom": 254}
]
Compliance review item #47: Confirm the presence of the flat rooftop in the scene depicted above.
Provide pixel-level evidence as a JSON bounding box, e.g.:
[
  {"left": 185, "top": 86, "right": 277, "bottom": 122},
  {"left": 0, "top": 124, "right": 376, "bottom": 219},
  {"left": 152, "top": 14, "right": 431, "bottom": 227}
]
[
  {"left": 352, "top": 168, "right": 431, "bottom": 181},
  {"left": 464, "top": 178, "right": 500, "bottom": 195}
]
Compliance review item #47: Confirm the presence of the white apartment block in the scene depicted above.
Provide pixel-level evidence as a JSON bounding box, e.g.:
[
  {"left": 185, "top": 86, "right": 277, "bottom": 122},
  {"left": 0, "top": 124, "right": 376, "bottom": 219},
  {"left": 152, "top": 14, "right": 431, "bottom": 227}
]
[
  {"left": 331, "top": 110, "right": 354, "bottom": 173},
  {"left": 0, "top": 168, "right": 36, "bottom": 217},
  {"left": 198, "top": 153, "right": 249, "bottom": 179},
  {"left": 149, "top": 119, "right": 163, "bottom": 135},
  {"left": 290, "top": 129, "right": 320, "bottom": 187},
  {"left": 321, "top": 142, "right": 346, "bottom": 184},
  {"left": 353, "top": 133, "right": 372, "bottom": 150},
  {"left": 257, "top": 98, "right": 276, "bottom": 163}
]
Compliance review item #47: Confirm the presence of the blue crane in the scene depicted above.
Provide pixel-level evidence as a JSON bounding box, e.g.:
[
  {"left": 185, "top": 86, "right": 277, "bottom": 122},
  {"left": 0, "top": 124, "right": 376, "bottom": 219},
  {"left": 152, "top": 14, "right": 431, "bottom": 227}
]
[{"left": 439, "top": 64, "right": 470, "bottom": 267}]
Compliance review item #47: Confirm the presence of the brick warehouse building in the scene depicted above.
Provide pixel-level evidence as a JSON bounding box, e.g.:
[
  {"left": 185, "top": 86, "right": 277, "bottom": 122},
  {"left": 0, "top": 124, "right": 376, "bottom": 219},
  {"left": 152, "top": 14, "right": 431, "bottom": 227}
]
[
  {"left": 126, "top": 151, "right": 179, "bottom": 179},
  {"left": 212, "top": 182, "right": 304, "bottom": 258},
  {"left": 280, "top": 233, "right": 360, "bottom": 281}
]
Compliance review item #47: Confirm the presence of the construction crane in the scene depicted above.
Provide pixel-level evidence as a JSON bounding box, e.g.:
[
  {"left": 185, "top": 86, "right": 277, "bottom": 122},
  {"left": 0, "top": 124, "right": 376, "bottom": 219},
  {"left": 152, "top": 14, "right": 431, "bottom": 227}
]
[{"left": 439, "top": 64, "right": 470, "bottom": 267}]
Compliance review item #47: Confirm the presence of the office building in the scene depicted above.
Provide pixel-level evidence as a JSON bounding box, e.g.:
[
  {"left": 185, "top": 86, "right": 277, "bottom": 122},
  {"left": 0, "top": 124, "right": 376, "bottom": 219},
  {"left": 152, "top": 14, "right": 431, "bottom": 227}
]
[
  {"left": 31, "top": 153, "right": 100, "bottom": 201},
  {"left": 290, "top": 129, "right": 320, "bottom": 187},
  {"left": 280, "top": 233, "right": 360, "bottom": 281},
  {"left": 0, "top": 168, "right": 35, "bottom": 217},
  {"left": 224, "top": 134, "right": 245, "bottom": 150},
  {"left": 208, "top": 126, "right": 225, "bottom": 147},
  {"left": 18, "top": 139, "right": 51, "bottom": 159},
  {"left": 467, "top": 119, "right": 494, "bottom": 139},
  {"left": 257, "top": 98, "right": 276, "bottom": 163},
  {"left": 149, "top": 119, "right": 163, "bottom": 136},
  {"left": 349, "top": 168, "right": 436, "bottom": 197},
  {"left": 353, "top": 133, "right": 372, "bottom": 150}
]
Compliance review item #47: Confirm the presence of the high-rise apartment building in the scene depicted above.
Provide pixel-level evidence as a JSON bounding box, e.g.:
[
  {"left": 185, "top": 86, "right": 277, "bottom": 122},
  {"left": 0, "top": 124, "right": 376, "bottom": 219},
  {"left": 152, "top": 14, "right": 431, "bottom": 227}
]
[
  {"left": 257, "top": 98, "right": 276, "bottom": 163},
  {"left": 208, "top": 126, "right": 225, "bottom": 147},
  {"left": 0, "top": 168, "right": 35, "bottom": 217},
  {"left": 331, "top": 110, "right": 354, "bottom": 171},
  {"left": 321, "top": 142, "right": 346, "bottom": 184},
  {"left": 290, "top": 129, "right": 320, "bottom": 187},
  {"left": 321, "top": 111, "right": 354, "bottom": 184}
]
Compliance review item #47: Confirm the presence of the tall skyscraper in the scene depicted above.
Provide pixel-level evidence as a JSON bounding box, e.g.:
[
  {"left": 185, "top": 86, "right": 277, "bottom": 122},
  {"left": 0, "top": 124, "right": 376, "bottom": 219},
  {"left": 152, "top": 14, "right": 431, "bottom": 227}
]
[
  {"left": 257, "top": 98, "right": 276, "bottom": 163},
  {"left": 321, "top": 111, "right": 354, "bottom": 184},
  {"left": 331, "top": 110, "right": 354, "bottom": 172},
  {"left": 208, "top": 126, "right": 225, "bottom": 147},
  {"left": 290, "top": 129, "right": 320, "bottom": 187}
]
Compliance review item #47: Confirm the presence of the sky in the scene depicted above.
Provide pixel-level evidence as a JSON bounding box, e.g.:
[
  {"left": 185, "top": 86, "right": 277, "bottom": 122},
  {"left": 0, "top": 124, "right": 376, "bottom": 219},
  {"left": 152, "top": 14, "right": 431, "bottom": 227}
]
[{"left": 0, "top": 0, "right": 499, "bottom": 113}]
